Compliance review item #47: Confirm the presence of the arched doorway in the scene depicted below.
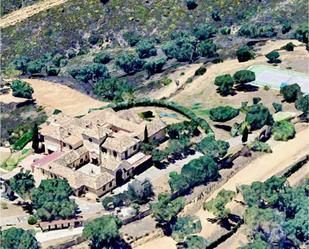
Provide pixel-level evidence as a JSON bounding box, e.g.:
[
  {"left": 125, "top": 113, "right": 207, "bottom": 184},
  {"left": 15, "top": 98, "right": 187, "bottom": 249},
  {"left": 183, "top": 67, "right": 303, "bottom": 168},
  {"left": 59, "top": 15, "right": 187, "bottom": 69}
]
[{"left": 115, "top": 169, "right": 124, "bottom": 186}]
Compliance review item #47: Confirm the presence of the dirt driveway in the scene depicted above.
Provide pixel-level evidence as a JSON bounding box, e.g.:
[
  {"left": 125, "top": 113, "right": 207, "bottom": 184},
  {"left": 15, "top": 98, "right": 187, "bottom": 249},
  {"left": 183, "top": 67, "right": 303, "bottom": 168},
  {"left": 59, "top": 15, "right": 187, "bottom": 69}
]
[{"left": 23, "top": 79, "right": 107, "bottom": 116}]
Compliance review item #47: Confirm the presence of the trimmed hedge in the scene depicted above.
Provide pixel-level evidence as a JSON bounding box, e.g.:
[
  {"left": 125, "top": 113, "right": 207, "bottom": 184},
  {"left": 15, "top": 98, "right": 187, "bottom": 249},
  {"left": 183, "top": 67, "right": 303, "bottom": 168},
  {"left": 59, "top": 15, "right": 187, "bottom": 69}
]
[
  {"left": 12, "top": 131, "right": 33, "bottom": 150},
  {"left": 89, "top": 99, "right": 214, "bottom": 135}
]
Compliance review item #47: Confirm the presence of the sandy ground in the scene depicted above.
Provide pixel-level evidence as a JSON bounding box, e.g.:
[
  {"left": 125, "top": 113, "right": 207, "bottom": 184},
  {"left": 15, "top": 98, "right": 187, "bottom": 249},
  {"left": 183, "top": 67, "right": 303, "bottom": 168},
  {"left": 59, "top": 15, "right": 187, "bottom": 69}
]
[
  {"left": 135, "top": 236, "right": 177, "bottom": 249},
  {"left": 22, "top": 79, "right": 107, "bottom": 116},
  {"left": 0, "top": 90, "right": 29, "bottom": 104},
  {"left": 0, "top": 0, "right": 68, "bottom": 28},
  {"left": 216, "top": 225, "right": 249, "bottom": 249}
]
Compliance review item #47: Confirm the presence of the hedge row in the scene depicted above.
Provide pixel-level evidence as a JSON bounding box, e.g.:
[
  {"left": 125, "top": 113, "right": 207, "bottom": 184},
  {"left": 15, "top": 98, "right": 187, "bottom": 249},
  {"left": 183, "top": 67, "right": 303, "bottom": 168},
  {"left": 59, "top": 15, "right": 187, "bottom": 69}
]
[
  {"left": 89, "top": 98, "right": 214, "bottom": 135},
  {"left": 12, "top": 131, "right": 33, "bottom": 150}
]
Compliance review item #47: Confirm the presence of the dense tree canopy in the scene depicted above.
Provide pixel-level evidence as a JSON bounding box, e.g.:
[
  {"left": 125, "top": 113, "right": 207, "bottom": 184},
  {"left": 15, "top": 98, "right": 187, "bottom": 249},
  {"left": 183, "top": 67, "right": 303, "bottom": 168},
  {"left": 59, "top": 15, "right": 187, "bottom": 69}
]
[
  {"left": 233, "top": 70, "right": 256, "bottom": 85},
  {"left": 172, "top": 216, "right": 202, "bottom": 242},
  {"left": 70, "top": 63, "right": 110, "bottom": 83},
  {"left": 236, "top": 46, "right": 255, "bottom": 62},
  {"left": 214, "top": 74, "right": 234, "bottom": 96},
  {"left": 272, "top": 121, "right": 295, "bottom": 141},
  {"left": 295, "top": 94, "right": 309, "bottom": 117},
  {"left": 0, "top": 227, "right": 39, "bottom": 249},
  {"left": 197, "top": 136, "right": 230, "bottom": 159},
  {"left": 11, "top": 79, "right": 34, "bottom": 99},
  {"left": 245, "top": 103, "right": 274, "bottom": 130},
  {"left": 196, "top": 39, "right": 217, "bottom": 57},
  {"left": 93, "top": 51, "right": 112, "bottom": 64},
  {"left": 94, "top": 77, "right": 133, "bottom": 102},
  {"left": 9, "top": 170, "right": 35, "bottom": 198},
  {"left": 181, "top": 235, "right": 208, "bottom": 249},
  {"left": 83, "top": 215, "right": 122, "bottom": 249},
  {"left": 31, "top": 179, "right": 77, "bottom": 221},
  {"left": 136, "top": 39, "right": 157, "bottom": 58},
  {"left": 127, "top": 179, "right": 154, "bottom": 204},
  {"left": 115, "top": 53, "right": 144, "bottom": 74},
  {"left": 209, "top": 106, "right": 239, "bottom": 122},
  {"left": 144, "top": 57, "right": 166, "bottom": 76},
  {"left": 280, "top": 83, "right": 301, "bottom": 102},
  {"left": 265, "top": 51, "right": 280, "bottom": 63}
]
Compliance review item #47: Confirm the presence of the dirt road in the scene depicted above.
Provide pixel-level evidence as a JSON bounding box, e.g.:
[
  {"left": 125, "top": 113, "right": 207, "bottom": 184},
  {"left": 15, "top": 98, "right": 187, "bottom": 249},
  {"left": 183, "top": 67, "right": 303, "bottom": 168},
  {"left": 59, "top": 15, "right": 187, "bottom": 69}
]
[
  {"left": 0, "top": 0, "right": 68, "bottom": 28},
  {"left": 23, "top": 79, "right": 107, "bottom": 116}
]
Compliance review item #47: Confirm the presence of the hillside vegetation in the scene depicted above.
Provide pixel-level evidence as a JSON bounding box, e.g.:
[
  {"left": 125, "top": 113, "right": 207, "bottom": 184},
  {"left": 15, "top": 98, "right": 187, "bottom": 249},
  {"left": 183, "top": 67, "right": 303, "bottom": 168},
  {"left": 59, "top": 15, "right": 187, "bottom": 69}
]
[{"left": 2, "top": 0, "right": 308, "bottom": 67}]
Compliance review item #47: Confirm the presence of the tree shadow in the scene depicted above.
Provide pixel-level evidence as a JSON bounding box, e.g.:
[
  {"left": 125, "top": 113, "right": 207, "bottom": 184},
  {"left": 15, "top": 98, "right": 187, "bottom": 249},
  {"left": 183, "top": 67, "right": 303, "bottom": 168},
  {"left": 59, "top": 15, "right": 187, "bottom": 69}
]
[
  {"left": 19, "top": 201, "right": 34, "bottom": 214},
  {"left": 214, "top": 124, "right": 232, "bottom": 132},
  {"left": 235, "top": 84, "right": 259, "bottom": 92}
]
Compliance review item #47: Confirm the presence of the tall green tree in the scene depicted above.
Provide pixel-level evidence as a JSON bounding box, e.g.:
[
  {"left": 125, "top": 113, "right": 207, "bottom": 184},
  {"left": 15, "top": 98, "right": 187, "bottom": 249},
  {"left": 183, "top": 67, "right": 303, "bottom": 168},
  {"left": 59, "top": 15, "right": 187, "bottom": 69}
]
[
  {"left": 9, "top": 169, "right": 35, "bottom": 199},
  {"left": 83, "top": 215, "right": 122, "bottom": 249},
  {"left": 32, "top": 123, "right": 39, "bottom": 153},
  {"left": 214, "top": 74, "right": 234, "bottom": 96},
  {"left": 197, "top": 136, "right": 230, "bottom": 159},
  {"left": 0, "top": 227, "right": 39, "bottom": 249}
]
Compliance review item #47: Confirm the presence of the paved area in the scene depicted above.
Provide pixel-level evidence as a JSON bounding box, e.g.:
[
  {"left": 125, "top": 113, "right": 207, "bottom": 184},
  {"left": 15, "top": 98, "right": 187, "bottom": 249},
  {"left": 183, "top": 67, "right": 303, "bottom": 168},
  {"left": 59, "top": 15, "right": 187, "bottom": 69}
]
[
  {"left": 36, "top": 227, "right": 84, "bottom": 243},
  {"left": 248, "top": 65, "right": 309, "bottom": 93}
]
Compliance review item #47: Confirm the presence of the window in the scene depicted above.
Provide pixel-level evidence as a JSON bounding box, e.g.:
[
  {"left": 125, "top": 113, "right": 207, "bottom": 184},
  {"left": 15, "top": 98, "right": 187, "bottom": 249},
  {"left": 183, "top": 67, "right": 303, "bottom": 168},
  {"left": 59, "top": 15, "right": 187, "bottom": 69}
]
[
  {"left": 88, "top": 138, "right": 93, "bottom": 142},
  {"left": 113, "top": 151, "right": 117, "bottom": 157},
  {"left": 69, "top": 145, "right": 72, "bottom": 149},
  {"left": 125, "top": 151, "right": 128, "bottom": 159},
  {"left": 133, "top": 144, "right": 137, "bottom": 150},
  {"left": 101, "top": 147, "right": 107, "bottom": 153}
]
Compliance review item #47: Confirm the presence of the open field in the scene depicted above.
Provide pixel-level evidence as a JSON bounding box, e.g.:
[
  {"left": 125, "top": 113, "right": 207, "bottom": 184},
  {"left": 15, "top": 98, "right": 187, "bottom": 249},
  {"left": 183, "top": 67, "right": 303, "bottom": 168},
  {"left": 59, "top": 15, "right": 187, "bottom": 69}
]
[
  {"left": 0, "top": 0, "right": 68, "bottom": 28},
  {"left": 23, "top": 79, "right": 107, "bottom": 116}
]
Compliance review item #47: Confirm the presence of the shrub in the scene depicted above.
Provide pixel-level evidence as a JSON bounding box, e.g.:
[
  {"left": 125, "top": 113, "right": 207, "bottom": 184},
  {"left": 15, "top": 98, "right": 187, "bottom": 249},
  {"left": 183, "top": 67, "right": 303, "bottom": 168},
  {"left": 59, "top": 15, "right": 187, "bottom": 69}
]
[
  {"left": 94, "top": 77, "right": 133, "bottom": 102},
  {"left": 238, "top": 24, "right": 276, "bottom": 38},
  {"left": 194, "top": 66, "right": 206, "bottom": 76},
  {"left": 265, "top": 51, "right": 280, "bottom": 63},
  {"left": 196, "top": 39, "right": 217, "bottom": 57},
  {"left": 115, "top": 53, "right": 144, "bottom": 74},
  {"left": 160, "top": 77, "right": 172, "bottom": 86},
  {"left": 236, "top": 46, "right": 255, "bottom": 62},
  {"left": 211, "top": 10, "right": 221, "bottom": 21},
  {"left": 93, "top": 51, "right": 112, "bottom": 64},
  {"left": 67, "top": 49, "right": 77, "bottom": 59},
  {"left": 238, "top": 24, "right": 257, "bottom": 38},
  {"left": 253, "top": 97, "right": 261, "bottom": 104},
  {"left": 272, "top": 121, "right": 295, "bottom": 141},
  {"left": 11, "top": 79, "right": 34, "bottom": 99},
  {"left": 12, "top": 56, "right": 30, "bottom": 74},
  {"left": 26, "top": 60, "right": 44, "bottom": 74},
  {"left": 12, "top": 131, "right": 33, "bottom": 150},
  {"left": 193, "top": 24, "right": 216, "bottom": 40},
  {"left": 123, "top": 31, "right": 141, "bottom": 46},
  {"left": 248, "top": 140, "right": 272, "bottom": 153},
  {"left": 245, "top": 104, "right": 273, "bottom": 130},
  {"left": 233, "top": 70, "right": 255, "bottom": 85},
  {"left": 272, "top": 102, "right": 282, "bottom": 113},
  {"left": 136, "top": 40, "right": 157, "bottom": 58},
  {"left": 28, "top": 215, "right": 38, "bottom": 225},
  {"left": 52, "top": 53, "right": 65, "bottom": 67},
  {"left": 220, "top": 26, "right": 231, "bottom": 35},
  {"left": 282, "top": 21, "right": 292, "bottom": 34},
  {"left": 209, "top": 106, "right": 239, "bottom": 122},
  {"left": 144, "top": 58, "right": 166, "bottom": 76},
  {"left": 88, "top": 34, "right": 100, "bottom": 45},
  {"left": 282, "top": 42, "right": 295, "bottom": 51},
  {"left": 46, "top": 65, "right": 60, "bottom": 76},
  {"left": 183, "top": 235, "right": 208, "bottom": 249},
  {"left": 294, "top": 23, "right": 309, "bottom": 43},
  {"left": 70, "top": 63, "right": 110, "bottom": 83},
  {"left": 186, "top": 0, "right": 197, "bottom": 10},
  {"left": 295, "top": 94, "right": 309, "bottom": 117},
  {"left": 214, "top": 74, "right": 234, "bottom": 96},
  {"left": 280, "top": 83, "right": 301, "bottom": 102}
]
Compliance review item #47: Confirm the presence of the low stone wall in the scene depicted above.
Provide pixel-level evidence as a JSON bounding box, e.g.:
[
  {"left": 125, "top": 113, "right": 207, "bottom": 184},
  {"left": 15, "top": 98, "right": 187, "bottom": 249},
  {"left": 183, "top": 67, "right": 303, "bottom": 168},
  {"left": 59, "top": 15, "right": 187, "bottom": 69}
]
[{"left": 46, "top": 235, "right": 86, "bottom": 249}]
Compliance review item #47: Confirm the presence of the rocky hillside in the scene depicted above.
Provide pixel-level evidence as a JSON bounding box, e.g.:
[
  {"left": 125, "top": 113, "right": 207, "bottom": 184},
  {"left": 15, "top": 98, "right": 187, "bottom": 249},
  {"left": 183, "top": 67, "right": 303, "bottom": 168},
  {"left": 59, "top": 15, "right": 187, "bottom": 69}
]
[{"left": 2, "top": 0, "right": 308, "bottom": 67}]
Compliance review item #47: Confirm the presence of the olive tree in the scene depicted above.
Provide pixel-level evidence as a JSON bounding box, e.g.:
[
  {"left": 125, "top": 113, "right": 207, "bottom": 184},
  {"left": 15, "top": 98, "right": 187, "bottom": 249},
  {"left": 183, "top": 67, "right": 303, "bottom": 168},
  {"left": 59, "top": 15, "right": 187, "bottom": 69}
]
[
  {"left": 10, "top": 79, "right": 34, "bottom": 99},
  {"left": 214, "top": 74, "right": 234, "bottom": 96},
  {"left": 209, "top": 106, "right": 239, "bottom": 122},
  {"left": 236, "top": 46, "right": 255, "bottom": 62}
]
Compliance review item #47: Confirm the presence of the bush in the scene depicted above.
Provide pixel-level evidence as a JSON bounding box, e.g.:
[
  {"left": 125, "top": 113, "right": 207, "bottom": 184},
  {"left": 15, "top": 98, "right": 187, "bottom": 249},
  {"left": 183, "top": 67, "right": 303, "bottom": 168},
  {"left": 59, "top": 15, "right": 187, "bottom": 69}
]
[
  {"left": 233, "top": 70, "right": 255, "bottom": 85},
  {"left": 11, "top": 79, "right": 34, "bottom": 99},
  {"left": 26, "top": 60, "right": 44, "bottom": 74},
  {"left": 123, "top": 31, "right": 141, "bottom": 46},
  {"left": 214, "top": 74, "right": 234, "bottom": 96},
  {"left": 70, "top": 63, "right": 110, "bottom": 83},
  {"left": 94, "top": 77, "right": 132, "bottom": 102},
  {"left": 183, "top": 235, "right": 208, "bottom": 249},
  {"left": 280, "top": 83, "right": 301, "bottom": 102},
  {"left": 295, "top": 94, "right": 309, "bottom": 117},
  {"left": 294, "top": 23, "right": 309, "bottom": 43},
  {"left": 282, "top": 42, "right": 295, "bottom": 51},
  {"left": 46, "top": 65, "right": 60, "bottom": 76},
  {"left": 144, "top": 58, "right": 166, "bottom": 76},
  {"left": 236, "top": 46, "right": 255, "bottom": 62},
  {"left": 272, "top": 121, "right": 295, "bottom": 141},
  {"left": 115, "top": 53, "right": 144, "bottom": 74},
  {"left": 88, "top": 34, "right": 101, "bottom": 45},
  {"left": 238, "top": 24, "right": 276, "bottom": 38},
  {"left": 12, "top": 56, "right": 30, "bottom": 74},
  {"left": 282, "top": 21, "right": 292, "bottom": 34},
  {"left": 194, "top": 66, "right": 206, "bottom": 76},
  {"left": 248, "top": 140, "right": 272, "bottom": 153},
  {"left": 67, "top": 49, "right": 77, "bottom": 59},
  {"left": 52, "top": 53, "right": 65, "bottom": 67},
  {"left": 252, "top": 97, "right": 261, "bottom": 104},
  {"left": 93, "top": 51, "right": 112, "bottom": 64},
  {"left": 136, "top": 40, "right": 157, "bottom": 58},
  {"left": 220, "top": 26, "right": 231, "bottom": 35},
  {"left": 272, "top": 102, "right": 282, "bottom": 113},
  {"left": 12, "top": 131, "right": 33, "bottom": 150},
  {"left": 186, "top": 0, "right": 197, "bottom": 10},
  {"left": 211, "top": 10, "right": 221, "bottom": 21},
  {"left": 193, "top": 24, "right": 216, "bottom": 40},
  {"left": 209, "top": 106, "right": 239, "bottom": 122},
  {"left": 28, "top": 215, "right": 38, "bottom": 225},
  {"left": 265, "top": 51, "right": 280, "bottom": 63},
  {"left": 245, "top": 104, "right": 273, "bottom": 130},
  {"left": 196, "top": 40, "right": 217, "bottom": 57}
]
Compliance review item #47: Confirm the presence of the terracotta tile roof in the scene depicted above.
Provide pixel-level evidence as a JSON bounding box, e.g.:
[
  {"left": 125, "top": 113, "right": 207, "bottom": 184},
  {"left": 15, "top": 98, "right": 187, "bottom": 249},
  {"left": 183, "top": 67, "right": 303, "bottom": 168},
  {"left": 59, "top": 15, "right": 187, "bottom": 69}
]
[{"left": 102, "top": 135, "right": 139, "bottom": 153}]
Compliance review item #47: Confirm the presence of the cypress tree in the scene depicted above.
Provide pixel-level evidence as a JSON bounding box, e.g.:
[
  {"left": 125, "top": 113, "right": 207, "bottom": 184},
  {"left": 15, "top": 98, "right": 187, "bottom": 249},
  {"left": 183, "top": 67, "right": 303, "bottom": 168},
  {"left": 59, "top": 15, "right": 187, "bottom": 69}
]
[{"left": 32, "top": 123, "right": 39, "bottom": 153}]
